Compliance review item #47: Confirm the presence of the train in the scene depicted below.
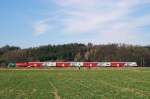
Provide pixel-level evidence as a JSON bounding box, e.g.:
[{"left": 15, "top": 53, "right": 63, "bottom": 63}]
[{"left": 8, "top": 61, "right": 138, "bottom": 68}]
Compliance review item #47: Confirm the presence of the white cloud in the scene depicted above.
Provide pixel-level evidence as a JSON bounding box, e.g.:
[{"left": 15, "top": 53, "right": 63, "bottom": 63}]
[
  {"left": 33, "top": 20, "right": 49, "bottom": 36},
  {"left": 33, "top": 0, "right": 150, "bottom": 44},
  {"left": 55, "top": 0, "right": 150, "bottom": 39}
]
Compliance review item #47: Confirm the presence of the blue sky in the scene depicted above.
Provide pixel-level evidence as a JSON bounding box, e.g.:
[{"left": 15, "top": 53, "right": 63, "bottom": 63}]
[{"left": 0, "top": 0, "right": 150, "bottom": 48}]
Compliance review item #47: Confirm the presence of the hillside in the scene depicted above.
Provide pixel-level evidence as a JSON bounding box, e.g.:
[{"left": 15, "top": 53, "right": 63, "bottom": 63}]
[{"left": 0, "top": 43, "right": 150, "bottom": 67}]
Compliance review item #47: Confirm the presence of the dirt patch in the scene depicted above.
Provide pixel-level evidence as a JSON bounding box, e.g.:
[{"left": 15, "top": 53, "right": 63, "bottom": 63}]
[{"left": 49, "top": 80, "right": 61, "bottom": 99}]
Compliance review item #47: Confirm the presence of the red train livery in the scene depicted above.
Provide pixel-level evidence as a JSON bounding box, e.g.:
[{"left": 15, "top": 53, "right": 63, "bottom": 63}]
[
  {"left": 28, "top": 62, "right": 43, "bottom": 67},
  {"left": 111, "top": 62, "right": 126, "bottom": 67},
  {"left": 15, "top": 61, "right": 137, "bottom": 67},
  {"left": 56, "top": 62, "right": 71, "bottom": 67},
  {"left": 83, "top": 62, "right": 97, "bottom": 67},
  {"left": 16, "top": 62, "right": 43, "bottom": 67},
  {"left": 16, "top": 62, "right": 28, "bottom": 67}
]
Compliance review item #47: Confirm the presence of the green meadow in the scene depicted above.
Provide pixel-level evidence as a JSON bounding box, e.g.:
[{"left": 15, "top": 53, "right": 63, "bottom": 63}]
[{"left": 0, "top": 68, "right": 150, "bottom": 99}]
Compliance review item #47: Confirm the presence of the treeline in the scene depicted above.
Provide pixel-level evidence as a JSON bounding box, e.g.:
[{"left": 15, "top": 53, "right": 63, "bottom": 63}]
[{"left": 0, "top": 43, "right": 150, "bottom": 67}]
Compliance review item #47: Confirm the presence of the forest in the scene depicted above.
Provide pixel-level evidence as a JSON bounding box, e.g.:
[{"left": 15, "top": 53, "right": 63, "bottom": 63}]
[{"left": 0, "top": 43, "right": 150, "bottom": 67}]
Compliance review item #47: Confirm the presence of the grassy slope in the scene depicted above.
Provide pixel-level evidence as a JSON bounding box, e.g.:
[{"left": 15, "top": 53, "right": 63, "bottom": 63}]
[{"left": 0, "top": 68, "right": 150, "bottom": 99}]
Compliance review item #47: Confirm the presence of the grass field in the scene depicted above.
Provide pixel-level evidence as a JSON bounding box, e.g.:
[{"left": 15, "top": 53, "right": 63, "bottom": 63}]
[{"left": 0, "top": 68, "right": 150, "bottom": 99}]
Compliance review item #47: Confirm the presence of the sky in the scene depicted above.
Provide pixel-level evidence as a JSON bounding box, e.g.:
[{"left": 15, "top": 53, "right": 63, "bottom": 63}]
[{"left": 0, "top": 0, "right": 150, "bottom": 48}]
